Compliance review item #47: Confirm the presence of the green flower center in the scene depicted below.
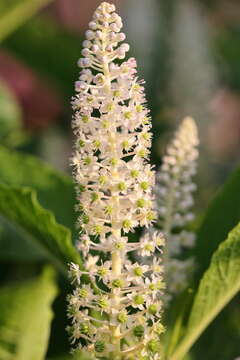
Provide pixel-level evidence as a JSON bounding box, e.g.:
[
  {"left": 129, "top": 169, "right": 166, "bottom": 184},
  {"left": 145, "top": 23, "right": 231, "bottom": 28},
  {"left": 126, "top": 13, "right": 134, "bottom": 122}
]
[
  {"left": 131, "top": 170, "right": 139, "bottom": 178},
  {"left": 134, "top": 267, "right": 143, "bottom": 276},
  {"left": 97, "top": 268, "right": 108, "bottom": 277},
  {"left": 91, "top": 192, "right": 99, "bottom": 202},
  {"left": 82, "top": 115, "right": 89, "bottom": 123},
  {"left": 93, "top": 224, "right": 103, "bottom": 234},
  {"left": 79, "top": 139, "right": 85, "bottom": 147},
  {"left": 148, "top": 304, "right": 158, "bottom": 315},
  {"left": 147, "top": 339, "right": 160, "bottom": 353},
  {"left": 118, "top": 182, "right": 126, "bottom": 191},
  {"left": 83, "top": 157, "right": 91, "bottom": 165},
  {"left": 136, "top": 198, "right": 146, "bottom": 208},
  {"left": 99, "top": 175, "right": 107, "bottom": 185},
  {"left": 133, "top": 295, "right": 144, "bottom": 305},
  {"left": 122, "top": 219, "right": 132, "bottom": 229},
  {"left": 124, "top": 111, "right": 132, "bottom": 119},
  {"left": 144, "top": 243, "right": 154, "bottom": 252},
  {"left": 112, "top": 279, "right": 124, "bottom": 288},
  {"left": 80, "top": 322, "right": 90, "bottom": 334},
  {"left": 140, "top": 181, "right": 149, "bottom": 190},
  {"left": 98, "top": 298, "right": 109, "bottom": 309},
  {"left": 136, "top": 104, "right": 143, "bottom": 112},
  {"left": 78, "top": 288, "right": 88, "bottom": 298},
  {"left": 117, "top": 312, "right": 128, "bottom": 323}
]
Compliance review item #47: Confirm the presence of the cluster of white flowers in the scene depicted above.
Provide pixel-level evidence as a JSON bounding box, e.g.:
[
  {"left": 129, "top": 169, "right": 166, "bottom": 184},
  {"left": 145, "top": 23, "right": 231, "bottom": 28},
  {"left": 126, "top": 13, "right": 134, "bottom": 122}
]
[
  {"left": 155, "top": 117, "right": 199, "bottom": 296},
  {"left": 67, "top": 2, "right": 165, "bottom": 359}
]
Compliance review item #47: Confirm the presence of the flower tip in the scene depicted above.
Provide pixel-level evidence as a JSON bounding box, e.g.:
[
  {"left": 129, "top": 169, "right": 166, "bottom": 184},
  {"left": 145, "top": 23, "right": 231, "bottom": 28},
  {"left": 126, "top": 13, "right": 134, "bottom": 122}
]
[
  {"left": 182, "top": 116, "right": 198, "bottom": 134},
  {"left": 99, "top": 2, "right": 116, "bottom": 12}
]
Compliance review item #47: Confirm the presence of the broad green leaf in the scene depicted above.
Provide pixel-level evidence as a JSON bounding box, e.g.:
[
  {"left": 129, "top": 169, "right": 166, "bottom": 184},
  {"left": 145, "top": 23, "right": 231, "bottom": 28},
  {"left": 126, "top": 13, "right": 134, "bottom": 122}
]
[
  {"left": 0, "top": 183, "right": 82, "bottom": 271},
  {"left": 0, "top": 216, "right": 46, "bottom": 261},
  {"left": 189, "top": 298, "right": 240, "bottom": 360},
  {"left": 195, "top": 166, "right": 240, "bottom": 278},
  {"left": 170, "top": 222, "right": 240, "bottom": 360},
  {"left": 0, "top": 146, "right": 77, "bottom": 261},
  {"left": 0, "top": 0, "right": 54, "bottom": 42},
  {"left": 0, "top": 266, "right": 58, "bottom": 360},
  {"left": 0, "top": 146, "right": 75, "bottom": 232},
  {"left": 163, "top": 290, "right": 194, "bottom": 358}
]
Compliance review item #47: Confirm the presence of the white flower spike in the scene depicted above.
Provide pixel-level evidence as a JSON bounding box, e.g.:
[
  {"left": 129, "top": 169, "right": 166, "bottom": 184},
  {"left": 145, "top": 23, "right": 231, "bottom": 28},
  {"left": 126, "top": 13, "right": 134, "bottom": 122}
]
[
  {"left": 156, "top": 116, "right": 199, "bottom": 296},
  {"left": 67, "top": 2, "right": 165, "bottom": 359}
]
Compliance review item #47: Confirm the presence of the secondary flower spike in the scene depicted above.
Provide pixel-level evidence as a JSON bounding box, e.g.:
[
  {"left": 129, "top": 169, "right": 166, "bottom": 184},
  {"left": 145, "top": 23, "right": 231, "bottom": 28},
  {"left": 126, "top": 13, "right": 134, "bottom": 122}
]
[
  {"left": 67, "top": 2, "right": 165, "bottom": 359},
  {"left": 155, "top": 117, "right": 199, "bottom": 296}
]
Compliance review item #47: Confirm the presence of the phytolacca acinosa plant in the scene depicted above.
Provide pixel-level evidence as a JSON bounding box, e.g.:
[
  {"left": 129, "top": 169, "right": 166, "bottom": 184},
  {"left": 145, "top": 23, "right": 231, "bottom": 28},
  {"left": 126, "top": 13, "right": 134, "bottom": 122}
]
[
  {"left": 155, "top": 117, "right": 199, "bottom": 296},
  {"left": 67, "top": 2, "right": 165, "bottom": 359}
]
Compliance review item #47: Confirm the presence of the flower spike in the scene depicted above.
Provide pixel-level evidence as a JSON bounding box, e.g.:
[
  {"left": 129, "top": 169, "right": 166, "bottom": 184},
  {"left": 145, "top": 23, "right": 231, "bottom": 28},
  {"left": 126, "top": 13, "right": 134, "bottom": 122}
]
[
  {"left": 156, "top": 116, "right": 199, "bottom": 296},
  {"left": 67, "top": 2, "right": 165, "bottom": 359}
]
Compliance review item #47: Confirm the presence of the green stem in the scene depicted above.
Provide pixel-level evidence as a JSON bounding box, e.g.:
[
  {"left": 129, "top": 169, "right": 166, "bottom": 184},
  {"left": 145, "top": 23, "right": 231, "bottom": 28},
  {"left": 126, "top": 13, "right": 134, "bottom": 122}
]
[
  {"left": 170, "top": 278, "right": 240, "bottom": 360},
  {"left": 100, "top": 26, "right": 123, "bottom": 358}
]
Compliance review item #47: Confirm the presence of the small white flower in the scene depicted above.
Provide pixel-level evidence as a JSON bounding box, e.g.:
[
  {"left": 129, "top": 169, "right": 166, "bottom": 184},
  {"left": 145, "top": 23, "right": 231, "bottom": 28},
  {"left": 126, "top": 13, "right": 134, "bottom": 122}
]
[
  {"left": 139, "top": 235, "right": 155, "bottom": 257},
  {"left": 125, "top": 262, "right": 149, "bottom": 283},
  {"left": 85, "top": 255, "right": 99, "bottom": 271},
  {"left": 127, "top": 292, "right": 145, "bottom": 310},
  {"left": 154, "top": 117, "right": 199, "bottom": 299},
  {"left": 69, "top": 263, "right": 81, "bottom": 284},
  {"left": 152, "top": 258, "right": 164, "bottom": 274}
]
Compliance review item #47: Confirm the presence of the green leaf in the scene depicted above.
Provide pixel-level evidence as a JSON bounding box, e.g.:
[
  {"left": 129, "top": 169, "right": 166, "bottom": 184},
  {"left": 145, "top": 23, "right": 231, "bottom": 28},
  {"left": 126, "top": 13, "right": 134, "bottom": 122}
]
[
  {"left": 0, "top": 0, "right": 55, "bottom": 42},
  {"left": 163, "top": 290, "right": 194, "bottom": 358},
  {"left": 189, "top": 298, "right": 240, "bottom": 360},
  {"left": 0, "top": 146, "right": 77, "bottom": 261},
  {"left": 0, "top": 266, "right": 58, "bottom": 360},
  {"left": 170, "top": 222, "right": 240, "bottom": 360},
  {"left": 0, "top": 216, "right": 46, "bottom": 261},
  {"left": 195, "top": 166, "right": 240, "bottom": 278},
  {"left": 0, "top": 183, "right": 82, "bottom": 272},
  {"left": 0, "top": 146, "right": 75, "bottom": 232}
]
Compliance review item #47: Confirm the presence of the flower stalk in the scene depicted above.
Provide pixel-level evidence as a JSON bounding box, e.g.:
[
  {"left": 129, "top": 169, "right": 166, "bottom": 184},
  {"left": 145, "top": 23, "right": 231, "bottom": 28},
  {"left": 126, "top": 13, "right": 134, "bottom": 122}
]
[
  {"left": 155, "top": 117, "right": 199, "bottom": 296},
  {"left": 67, "top": 2, "right": 165, "bottom": 359}
]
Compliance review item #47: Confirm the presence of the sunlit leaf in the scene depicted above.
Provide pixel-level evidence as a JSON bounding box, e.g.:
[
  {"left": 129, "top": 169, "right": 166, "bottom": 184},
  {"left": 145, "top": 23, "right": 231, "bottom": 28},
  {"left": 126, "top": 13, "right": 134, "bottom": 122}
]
[
  {"left": 0, "top": 183, "right": 82, "bottom": 272},
  {"left": 195, "top": 166, "right": 240, "bottom": 278},
  {"left": 0, "top": 146, "right": 75, "bottom": 232},
  {"left": 0, "top": 266, "right": 58, "bottom": 360},
  {"left": 170, "top": 222, "right": 240, "bottom": 360}
]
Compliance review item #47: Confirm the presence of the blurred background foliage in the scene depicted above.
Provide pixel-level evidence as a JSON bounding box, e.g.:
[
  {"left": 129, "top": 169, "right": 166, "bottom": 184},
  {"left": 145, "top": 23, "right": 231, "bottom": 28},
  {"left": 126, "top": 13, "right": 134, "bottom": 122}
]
[{"left": 0, "top": 0, "right": 240, "bottom": 359}]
